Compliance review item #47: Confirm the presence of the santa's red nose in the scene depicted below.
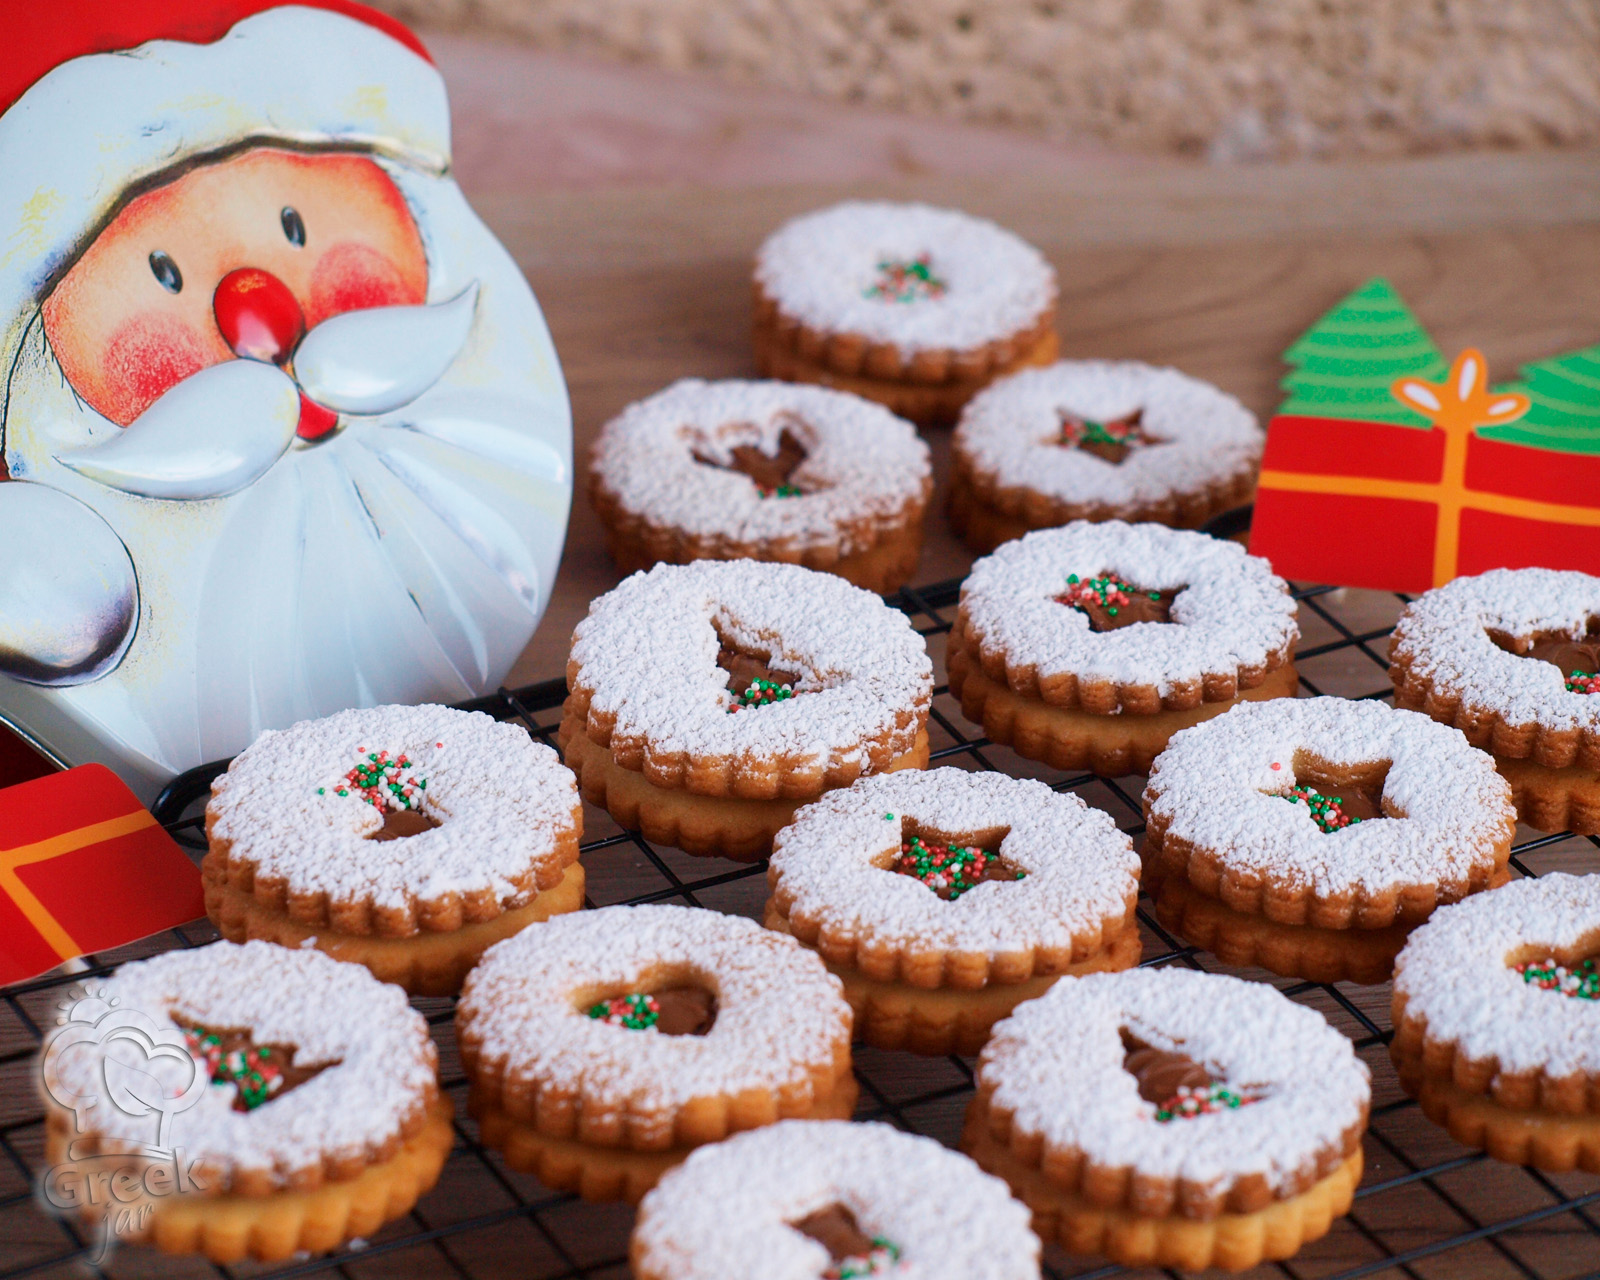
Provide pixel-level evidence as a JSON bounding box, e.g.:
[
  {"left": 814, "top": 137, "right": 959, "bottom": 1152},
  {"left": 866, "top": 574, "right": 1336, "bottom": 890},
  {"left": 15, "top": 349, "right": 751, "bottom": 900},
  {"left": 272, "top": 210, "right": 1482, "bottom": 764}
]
[
  {"left": 213, "top": 267, "right": 339, "bottom": 442},
  {"left": 213, "top": 268, "right": 304, "bottom": 364}
]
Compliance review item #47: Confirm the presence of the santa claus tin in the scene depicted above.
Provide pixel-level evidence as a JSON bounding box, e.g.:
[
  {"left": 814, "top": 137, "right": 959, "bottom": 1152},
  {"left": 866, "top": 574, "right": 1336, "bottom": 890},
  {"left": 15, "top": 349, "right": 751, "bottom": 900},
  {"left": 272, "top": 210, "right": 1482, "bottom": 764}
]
[{"left": 0, "top": 1, "right": 572, "bottom": 798}]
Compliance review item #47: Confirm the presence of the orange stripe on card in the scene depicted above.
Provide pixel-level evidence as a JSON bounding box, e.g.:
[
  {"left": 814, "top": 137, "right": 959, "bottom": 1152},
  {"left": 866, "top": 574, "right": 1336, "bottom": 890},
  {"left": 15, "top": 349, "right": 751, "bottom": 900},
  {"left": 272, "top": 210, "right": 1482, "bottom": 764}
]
[
  {"left": 0, "top": 810, "right": 158, "bottom": 960},
  {"left": 1256, "top": 472, "right": 1600, "bottom": 528}
]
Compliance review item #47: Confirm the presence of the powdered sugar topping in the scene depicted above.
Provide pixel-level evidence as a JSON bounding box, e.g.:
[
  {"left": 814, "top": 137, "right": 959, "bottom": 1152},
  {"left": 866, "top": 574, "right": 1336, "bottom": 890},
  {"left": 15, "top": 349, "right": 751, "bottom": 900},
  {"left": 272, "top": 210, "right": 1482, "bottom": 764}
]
[
  {"left": 570, "top": 560, "right": 932, "bottom": 772},
  {"left": 979, "top": 967, "right": 1369, "bottom": 1197},
  {"left": 959, "top": 521, "right": 1297, "bottom": 696},
  {"left": 43, "top": 941, "right": 436, "bottom": 1187},
  {"left": 458, "top": 906, "right": 851, "bottom": 1119},
  {"left": 954, "top": 361, "right": 1262, "bottom": 505},
  {"left": 1392, "top": 568, "right": 1600, "bottom": 735},
  {"left": 1395, "top": 873, "right": 1600, "bottom": 1077},
  {"left": 770, "top": 769, "right": 1138, "bottom": 958},
  {"left": 634, "top": 1120, "right": 1040, "bottom": 1280},
  {"left": 755, "top": 201, "right": 1056, "bottom": 354},
  {"left": 1145, "top": 697, "right": 1513, "bottom": 899},
  {"left": 591, "top": 379, "right": 930, "bottom": 553},
  {"left": 208, "top": 704, "right": 579, "bottom": 914}
]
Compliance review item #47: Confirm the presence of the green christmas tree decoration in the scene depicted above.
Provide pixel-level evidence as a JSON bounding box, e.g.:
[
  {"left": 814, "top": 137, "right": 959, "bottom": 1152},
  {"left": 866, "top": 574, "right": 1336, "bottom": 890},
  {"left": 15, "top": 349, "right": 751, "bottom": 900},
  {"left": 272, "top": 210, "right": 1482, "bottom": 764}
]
[
  {"left": 1276, "top": 277, "right": 1448, "bottom": 429},
  {"left": 1479, "top": 343, "right": 1600, "bottom": 456}
]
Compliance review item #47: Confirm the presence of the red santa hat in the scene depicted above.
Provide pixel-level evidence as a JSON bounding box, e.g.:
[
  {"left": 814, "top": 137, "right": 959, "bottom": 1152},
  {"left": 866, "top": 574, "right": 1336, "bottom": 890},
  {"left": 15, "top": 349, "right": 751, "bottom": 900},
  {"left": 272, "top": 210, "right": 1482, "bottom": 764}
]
[{"left": 0, "top": 1, "right": 447, "bottom": 379}]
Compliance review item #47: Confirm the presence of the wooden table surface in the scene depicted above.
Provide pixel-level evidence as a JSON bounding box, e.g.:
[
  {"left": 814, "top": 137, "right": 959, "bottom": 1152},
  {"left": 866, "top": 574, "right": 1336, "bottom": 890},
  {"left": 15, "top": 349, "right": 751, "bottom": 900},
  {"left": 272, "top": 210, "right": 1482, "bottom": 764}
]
[{"left": 496, "top": 148, "right": 1600, "bottom": 685}]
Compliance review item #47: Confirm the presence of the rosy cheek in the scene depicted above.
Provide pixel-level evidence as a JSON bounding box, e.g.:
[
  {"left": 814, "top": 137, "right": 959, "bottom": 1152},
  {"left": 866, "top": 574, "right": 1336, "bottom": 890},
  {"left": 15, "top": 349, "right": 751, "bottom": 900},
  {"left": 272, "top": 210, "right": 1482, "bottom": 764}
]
[
  {"left": 307, "top": 242, "right": 422, "bottom": 327},
  {"left": 100, "top": 314, "right": 214, "bottom": 426}
]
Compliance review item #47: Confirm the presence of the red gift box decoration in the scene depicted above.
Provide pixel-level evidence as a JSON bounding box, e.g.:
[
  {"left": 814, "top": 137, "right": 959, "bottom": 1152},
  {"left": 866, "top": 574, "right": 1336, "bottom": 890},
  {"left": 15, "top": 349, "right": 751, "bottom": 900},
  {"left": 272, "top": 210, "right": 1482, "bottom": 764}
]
[
  {"left": 0, "top": 764, "right": 204, "bottom": 987},
  {"left": 1249, "top": 278, "right": 1600, "bottom": 592}
]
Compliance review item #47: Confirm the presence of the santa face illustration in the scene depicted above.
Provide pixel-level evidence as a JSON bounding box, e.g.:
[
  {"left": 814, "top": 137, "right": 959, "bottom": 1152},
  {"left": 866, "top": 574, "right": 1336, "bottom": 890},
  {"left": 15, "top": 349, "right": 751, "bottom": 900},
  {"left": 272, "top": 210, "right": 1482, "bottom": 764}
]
[{"left": 0, "top": 3, "right": 572, "bottom": 796}]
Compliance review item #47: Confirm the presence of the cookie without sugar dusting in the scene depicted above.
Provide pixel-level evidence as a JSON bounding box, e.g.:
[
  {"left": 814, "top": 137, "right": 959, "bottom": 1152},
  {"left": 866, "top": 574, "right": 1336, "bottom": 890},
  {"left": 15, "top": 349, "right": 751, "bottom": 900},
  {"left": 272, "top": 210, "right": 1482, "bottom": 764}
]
[{"left": 632, "top": 1120, "right": 1041, "bottom": 1280}]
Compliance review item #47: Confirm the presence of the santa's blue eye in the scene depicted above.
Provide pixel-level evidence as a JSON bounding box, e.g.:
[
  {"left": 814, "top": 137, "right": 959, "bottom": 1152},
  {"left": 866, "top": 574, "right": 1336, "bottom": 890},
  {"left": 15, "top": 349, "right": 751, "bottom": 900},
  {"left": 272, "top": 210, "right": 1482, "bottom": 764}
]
[
  {"left": 281, "top": 207, "right": 306, "bottom": 247},
  {"left": 148, "top": 251, "right": 182, "bottom": 294}
]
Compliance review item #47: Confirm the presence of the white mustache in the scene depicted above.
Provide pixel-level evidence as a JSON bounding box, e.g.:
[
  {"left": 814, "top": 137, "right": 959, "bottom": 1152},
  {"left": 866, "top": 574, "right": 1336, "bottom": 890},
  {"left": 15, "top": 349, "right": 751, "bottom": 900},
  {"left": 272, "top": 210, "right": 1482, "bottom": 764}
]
[
  {"left": 57, "top": 360, "right": 299, "bottom": 500},
  {"left": 55, "top": 284, "right": 479, "bottom": 501},
  {"left": 295, "top": 281, "right": 478, "bottom": 415}
]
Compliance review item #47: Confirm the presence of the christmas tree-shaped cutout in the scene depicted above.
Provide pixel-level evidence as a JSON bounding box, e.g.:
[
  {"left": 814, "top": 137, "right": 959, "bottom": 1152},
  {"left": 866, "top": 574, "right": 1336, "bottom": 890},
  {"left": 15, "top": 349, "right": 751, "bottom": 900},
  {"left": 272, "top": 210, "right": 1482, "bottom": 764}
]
[
  {"left": 1482, "top": 343, "right": 1600, "bottom": 455},
  {"left": 1276, "top": 277, "right": 1448, "bottom": 428}
]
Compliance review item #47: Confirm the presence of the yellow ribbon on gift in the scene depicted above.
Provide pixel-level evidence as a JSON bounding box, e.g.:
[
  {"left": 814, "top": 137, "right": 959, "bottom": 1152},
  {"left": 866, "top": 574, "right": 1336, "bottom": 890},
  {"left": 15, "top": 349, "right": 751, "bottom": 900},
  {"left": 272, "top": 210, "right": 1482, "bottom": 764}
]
[
  {"left": 0, "top": 810, "right": 158, "bottom": 960},
  {"left": 1253, "top": 348, "right": 1600, "bottom": 587}
]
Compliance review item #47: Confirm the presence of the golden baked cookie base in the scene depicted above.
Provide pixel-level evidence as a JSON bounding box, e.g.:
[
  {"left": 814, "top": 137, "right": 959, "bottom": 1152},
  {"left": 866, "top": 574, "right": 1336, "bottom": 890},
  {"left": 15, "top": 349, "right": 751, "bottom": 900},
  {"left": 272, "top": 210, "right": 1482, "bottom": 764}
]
[
  {"left": 597, "top": 510, "right": 927, "bottom": 596},
  {"left": 1392, "top": 656, "right": 1600, "bottom": 773},
  {"left": 470, "top": 1074, "right": 859, "bottom": 1204},
  {"left": 1392, "top": 991, "right": 1600, "bottom": 1113},
  {"left": 753, "top": 323, "right": 1059, "bottom": 428},
  {"left": 560, "top": 720, "right": 930, "bottom": 860},
  {"left": 206, "top": 862, "right": 586, "bottom": 996},
  {"left": 1492, "top": 754, "right": 1600, "bottom": 835},
  {"left": 1403, "top": 1071, "right": 1600, "bottom": 1172},
  {"left": 946, "top": 460, "right": 1258, "bottom": 555},
  {"left": 962, "top": 1118, "right": 1361, "bottom": 1272},
  {"left": 948, "top": 648, "right": 1298, "bottom": 777},
  {"left": 203, "top": 811, "right": 581, "bottom": 937},
  {"left": 51, "top": 1097, "right": 454, "bottom": 1264},
  {"left": 767, "top": 906, "right": 1142, "bottom": 1055},
  {"left": 1150, "top": 873, "right": 1421, "bottom": 985}
]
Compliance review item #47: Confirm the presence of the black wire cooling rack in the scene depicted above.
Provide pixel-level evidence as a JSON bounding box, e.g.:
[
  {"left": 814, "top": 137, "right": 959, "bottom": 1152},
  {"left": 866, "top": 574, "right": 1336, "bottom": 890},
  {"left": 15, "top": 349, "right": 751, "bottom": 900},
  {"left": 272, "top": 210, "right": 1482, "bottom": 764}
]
[{"left": 5, "top": 565, "right": 1600, "bottom": 1280}]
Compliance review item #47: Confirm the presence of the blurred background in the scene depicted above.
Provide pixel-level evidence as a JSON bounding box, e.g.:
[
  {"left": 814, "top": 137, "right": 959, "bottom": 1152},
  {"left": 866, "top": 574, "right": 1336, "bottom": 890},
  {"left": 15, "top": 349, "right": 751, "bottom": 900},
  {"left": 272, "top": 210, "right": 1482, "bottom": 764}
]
[{"left": 374, "top": 0, "right": 1600, "bottom": 191}]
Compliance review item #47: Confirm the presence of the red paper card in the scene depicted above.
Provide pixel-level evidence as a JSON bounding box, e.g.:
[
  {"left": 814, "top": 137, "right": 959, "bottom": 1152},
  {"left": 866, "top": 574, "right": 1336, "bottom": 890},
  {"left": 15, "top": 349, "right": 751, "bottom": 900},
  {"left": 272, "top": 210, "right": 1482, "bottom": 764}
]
[
  {"left": 0, "top": 764, "right": 204, "bottom": 987},
  {"left": 1249, "top": 278, "right": 1600, "bottom": 591}
]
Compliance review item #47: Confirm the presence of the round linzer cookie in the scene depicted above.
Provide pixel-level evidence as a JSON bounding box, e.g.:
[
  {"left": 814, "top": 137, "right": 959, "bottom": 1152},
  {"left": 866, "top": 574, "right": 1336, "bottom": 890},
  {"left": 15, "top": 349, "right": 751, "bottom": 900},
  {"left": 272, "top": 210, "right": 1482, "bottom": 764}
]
[
  {"left": 456, "top": 905, "right": 857, "bottom": 1203},
  {"left": 962, "top": 967, "right": 1370, "bottom": 1271},
  {"left": 205, "top": 704, "right": 584, "bottom": 996},
  {"left": 752, "top": 201, "right": 1058, "bottom": 427},
  {"left": 561, "top": 559, "right": 933, "bottom": 860},
  {"left": 948, "top": 360, "right": 1263, "bottom": 553},
  {"left": 765, "top": 768, "right": 1141, "bottom": 1055},
  {"left": 631, "top": 1119, "right": 1041, "bottom": 1280},
  {"left": 1392, "top": 872, "right": 1600, "bottom": 1172},
  {"left": 1391, "top": 568, "right": 1600, "bottom": 834},
  {"left": 589, "top": 379, "right": 932, "bottom": 594},
  {"left": 40, "top": 941, "right": 451, "bottom": 1263},
  {"left": 948, "top": 521, "right": 1299, "bottom": 777},
  {"left": 1142, "top": 697, "right": 1517, "bottom": 984}
]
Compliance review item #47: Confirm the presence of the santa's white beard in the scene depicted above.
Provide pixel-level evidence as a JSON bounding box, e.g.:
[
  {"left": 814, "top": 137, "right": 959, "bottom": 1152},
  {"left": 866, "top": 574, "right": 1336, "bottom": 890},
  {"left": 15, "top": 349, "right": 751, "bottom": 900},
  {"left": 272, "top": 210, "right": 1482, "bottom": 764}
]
[{"left": 0, "top": 167, "right": 571, "bottom": 790}]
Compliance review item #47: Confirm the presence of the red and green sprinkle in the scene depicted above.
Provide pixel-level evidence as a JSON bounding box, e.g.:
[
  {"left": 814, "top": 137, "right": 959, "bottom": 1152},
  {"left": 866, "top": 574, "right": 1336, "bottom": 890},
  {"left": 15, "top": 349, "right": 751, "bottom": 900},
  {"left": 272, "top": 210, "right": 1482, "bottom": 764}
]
[
  {"left": 1279, "top": 786, "right": 1362, "bottom": 833},
  {"left": 728, "top": 677, "right": 794, "bottom": 713},
  {"left": 184, "top": 1027, "right": 285, "bottom": 1111},
  {"left": 319, "top": 746, "right": 427, "bottom": 811},
  {"left": 758, "top": 484, "right": 802, "bottom": 499},
  {"left": 588, "top": 993, "right": 661, "bottom": 1030},
  {"left": 1567, "top": 671, "right": 1600, "bottom": 695},
  {"left": 1058, "top": 574, "right": 1162, "bottom": 619},
  {"left": 1061, "top": 415, "right": 1145, "bottom": 449},
  {"left": 826, "top": 1239, "right": 903, "bottom": 1280},
  {"left": 864, "top": 255, "right": 947, "bottom": 303},
  {"left": 895, "top": 835, "right": 1023, "bottom": 900},
  {"left": 1516, "top": 957, "right": 1600, "bottom": 1000},
  {"left": 1154, "top": 1083, "right": 1258, "bottom": 1122}
]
